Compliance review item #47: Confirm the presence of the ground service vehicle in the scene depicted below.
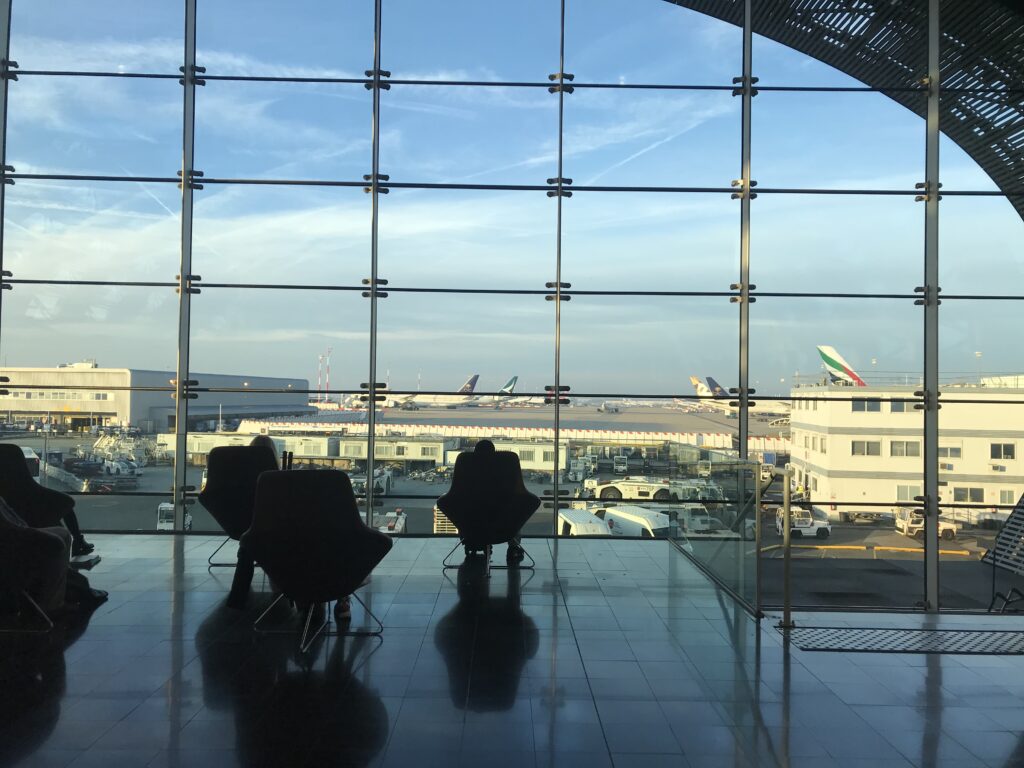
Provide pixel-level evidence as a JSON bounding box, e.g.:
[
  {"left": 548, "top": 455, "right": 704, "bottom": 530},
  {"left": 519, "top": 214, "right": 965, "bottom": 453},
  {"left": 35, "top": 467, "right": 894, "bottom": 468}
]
[
  {"left": 776, "top": 508, "right": 831, "bottom": 539},
  {"left": 156, "top": 502, "right": 192, "bottom": 531},
  {"left": 583, "top": 476, "right": 724, "bottom": 503},
  {"left": 895, "top": 508, "right": 956, "bottom": 540},
  {"left": 591, "top": 505, "right": 675, "bottom": 539},
  {"left": 559, "top": 509, "right": 611, "bottom": 536},
  {"left": 612, "top": 455, "right": 629, "bottom": 474}
]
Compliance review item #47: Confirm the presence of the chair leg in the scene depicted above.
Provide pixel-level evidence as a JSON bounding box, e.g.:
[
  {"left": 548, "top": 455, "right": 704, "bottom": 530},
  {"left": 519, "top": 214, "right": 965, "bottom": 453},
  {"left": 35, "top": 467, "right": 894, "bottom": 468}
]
[
  {"left": 252, "top": 593, "right": 288, "bottom": 634},
  {"left": 298, "top": 603, "right": 329, "bottom": 653},
  {"left": 442, "top": 540, "right": 464, "bottom": 570},
  {"left": 0, "top": 591, "right": 54, "bottom": 634},
  {"left": 334, "top": 593, "right": 385, "bottom": 638},
  {"left": 207, "top": 536, "right": 235, "bottom": 569}
]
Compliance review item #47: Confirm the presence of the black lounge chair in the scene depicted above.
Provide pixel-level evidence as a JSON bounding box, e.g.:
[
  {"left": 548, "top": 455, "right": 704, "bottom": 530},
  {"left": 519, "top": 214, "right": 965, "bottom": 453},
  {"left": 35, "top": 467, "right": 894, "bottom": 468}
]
[
  {"left": 197, "top": 445, "right": 280, "bottom": 606},
  {"left": 436, "top": 440, "right": 540, "bottom": 575},
  {"left": 242, "top": 470, "right": 393, "bottom": 651}
]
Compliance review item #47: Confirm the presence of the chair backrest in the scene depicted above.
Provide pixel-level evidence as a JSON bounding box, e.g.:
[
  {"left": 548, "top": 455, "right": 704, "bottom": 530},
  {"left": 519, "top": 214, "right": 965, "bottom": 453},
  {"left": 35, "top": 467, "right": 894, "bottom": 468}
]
[
  {"left": 0, "top": 443, "right": 34, "bottom": 503},
  {"left": 449, "top": 449, "right": 528, "bottom": 503},
  {"left": 198, "top": 445, "right": 280, "bottom": 540},
  {"left": 437, "top": 447, "right": 540, "bottom": 547},
  {"left": 243, "top": 470, "right": 392, "bottom": 603}
]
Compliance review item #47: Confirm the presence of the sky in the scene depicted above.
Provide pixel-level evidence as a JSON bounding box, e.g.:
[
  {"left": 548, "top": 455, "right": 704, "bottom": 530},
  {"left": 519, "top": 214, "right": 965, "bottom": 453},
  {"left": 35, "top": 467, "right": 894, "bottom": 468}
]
[{"left": 2, "top": 0, "right": 1021, "bottom": 397}]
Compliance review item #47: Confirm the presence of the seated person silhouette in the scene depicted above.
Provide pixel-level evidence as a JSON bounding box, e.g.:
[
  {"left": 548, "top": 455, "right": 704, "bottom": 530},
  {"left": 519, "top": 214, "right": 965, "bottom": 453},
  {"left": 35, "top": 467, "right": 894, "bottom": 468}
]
[
  {"left": 436, "top": 439, "right": 540, "bottom": 567},
  {"left": 0, "top": 443, "right": 94, "bottom": 557}
]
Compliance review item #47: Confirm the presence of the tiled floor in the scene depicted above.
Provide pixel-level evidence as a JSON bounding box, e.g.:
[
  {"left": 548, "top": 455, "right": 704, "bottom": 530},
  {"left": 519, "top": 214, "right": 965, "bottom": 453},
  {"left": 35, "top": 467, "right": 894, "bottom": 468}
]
[{"left": 4, "top": 535, "right": 1024, "bottom": 767}]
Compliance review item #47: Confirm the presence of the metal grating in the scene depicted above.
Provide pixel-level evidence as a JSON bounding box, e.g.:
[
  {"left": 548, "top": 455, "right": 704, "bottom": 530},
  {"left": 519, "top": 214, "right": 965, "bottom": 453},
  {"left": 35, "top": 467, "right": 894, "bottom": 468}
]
[
  {"left": 785, "top": 626, "right": 1024, "bottom": 654},
  {"left": 667, "top": 0, "right": 1024, "bottom": 221}
]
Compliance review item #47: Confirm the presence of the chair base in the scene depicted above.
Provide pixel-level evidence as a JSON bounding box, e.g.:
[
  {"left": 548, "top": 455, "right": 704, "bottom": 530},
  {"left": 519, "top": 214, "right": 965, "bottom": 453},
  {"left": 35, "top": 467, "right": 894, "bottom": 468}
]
[
  {"left": 990, "top": 586, "right": 1024, "bottom": 613},
  {"left": 207, "top": 536, "right": 236, "bottom": 569},
  {"left": 0, "top": 590, "right": 54, "bottom": 634},
  {"left": 442, "top": 540, "right": 535, "bottom": 577},
  {"left": 253, "top": 592, "right": 384, "bottom": 653}
]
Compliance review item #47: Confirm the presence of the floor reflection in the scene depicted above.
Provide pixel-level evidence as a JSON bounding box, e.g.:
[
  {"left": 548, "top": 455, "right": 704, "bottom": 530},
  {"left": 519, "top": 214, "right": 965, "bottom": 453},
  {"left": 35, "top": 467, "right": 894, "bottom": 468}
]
[
  {"left": 0, "top": 611, "right": 92, "bottom": 765},
  {"left": 196, "top": 604, "right": 388, "bottom": 766},
  {"left": 434, "top": 558, "right": 538, "bottom": 711}
]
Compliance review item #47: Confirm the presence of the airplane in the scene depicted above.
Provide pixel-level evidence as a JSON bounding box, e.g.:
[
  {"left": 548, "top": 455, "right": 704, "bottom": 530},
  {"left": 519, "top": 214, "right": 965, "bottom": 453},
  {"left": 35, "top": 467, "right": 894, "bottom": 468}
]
[
  {"left": 386, "top": 374, "right": 481, "bottom": 409},
  {"left": 476, "top": 376, "right": 519, "bottom": 406},
  {"left": 684, "top": 375, "right": 791, "bottom": 415},
  {"left": 816, "top": 345, "right": 867, "bottom": 387}
]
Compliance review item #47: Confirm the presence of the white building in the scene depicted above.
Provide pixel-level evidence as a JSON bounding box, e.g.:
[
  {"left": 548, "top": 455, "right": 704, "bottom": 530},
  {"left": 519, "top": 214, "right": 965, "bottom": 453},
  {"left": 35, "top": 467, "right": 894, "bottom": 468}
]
[
  {"left": 789, "top": 383, "right": 1024, "bottom": 521},
  {"left": 0, "top": 361, "right": 312, "bottom": 433}
]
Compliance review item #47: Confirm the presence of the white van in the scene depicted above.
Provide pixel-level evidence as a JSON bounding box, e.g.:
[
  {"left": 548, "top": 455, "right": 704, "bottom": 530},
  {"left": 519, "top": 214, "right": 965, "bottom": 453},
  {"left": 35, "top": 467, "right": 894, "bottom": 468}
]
[
  {"left": 592, "top": 504, "right": 674, "bottom": 539},
  {"left": 559, "top": 509, "right": 611, "bottom": 537},
  {"left": 157, "top": 502, "right": 192, "bottom": 531},
  {"left": 674, "top": 503, "right": 725, "bottom": 533}
]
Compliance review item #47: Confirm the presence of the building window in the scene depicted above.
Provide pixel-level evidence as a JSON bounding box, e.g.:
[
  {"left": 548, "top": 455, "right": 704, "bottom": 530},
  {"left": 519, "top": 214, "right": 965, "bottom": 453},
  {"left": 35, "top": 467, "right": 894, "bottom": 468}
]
[
  {"left": 953, "top": 487, "right": 984, "bottom": 503},
  {"left": 395, "top": 446, "right": 406, "bottom": 456},
  {"left": 896, "top": 485, "right": 922, "bottom": 502},
  {"left": 803, "top": 435, "right": 809, "bottom": 449},
  {"left": 810, "top": 477, "right": 818, "bottom": 492},
  {"left": 938, "top": 446, "right": 961, "bottom": 458},
  {"left": 1001, "top": 490, "right": 1016, "bottom": 505},
  {"left": 940, "top": 462, "right": 954, "bottom": 471},
  {"left": 542, "top": 450, "right": 555, "bottom": 462},
  {"left": 991, "top": 443, "right": 1016, "bottom": 460},
  {"left": 519, "top": 450, "right": 535, "bottom": 462},
  {"left": 852, "top": 399, "right": 881, "bottom": 412},
  {"left": 852, "top": 441, "right": 881, "bottom": 456},
  {"left": 891, "top": 400, "right": 906, "bottom": 412},
  {"left": 811, "top": 436, "right": 818, "bottom": 451},
  {"left": 420, "top": 446, "right": 439, "bottom": 458},
  {"left": 890, "top": 441, "right": 921, "bottom": 457},
  {"left": 821, "top": 438, "right": 827, "bottom": 455}
]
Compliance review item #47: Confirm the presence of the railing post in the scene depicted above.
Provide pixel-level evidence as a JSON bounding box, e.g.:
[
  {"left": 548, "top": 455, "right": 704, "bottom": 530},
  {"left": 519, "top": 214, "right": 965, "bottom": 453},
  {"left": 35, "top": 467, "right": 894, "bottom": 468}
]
[{"left": 777, "top": 467, "right": 795, "bottom": 629}]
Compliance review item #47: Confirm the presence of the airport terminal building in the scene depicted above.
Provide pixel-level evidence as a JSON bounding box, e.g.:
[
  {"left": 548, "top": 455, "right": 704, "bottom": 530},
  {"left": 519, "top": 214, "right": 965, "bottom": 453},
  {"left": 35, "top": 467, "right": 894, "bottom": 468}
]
[
  {"left": 790, "top": 383, "right": 1024, "bottom": 521},
  {"left": 0, "top": 361, "right": 312, "bottom": 432}
]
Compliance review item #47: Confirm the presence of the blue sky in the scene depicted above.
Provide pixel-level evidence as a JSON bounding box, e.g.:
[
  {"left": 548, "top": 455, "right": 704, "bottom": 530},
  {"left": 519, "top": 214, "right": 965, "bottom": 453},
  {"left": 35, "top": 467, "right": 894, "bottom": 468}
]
[{"left": 2, "top": 0, "right": 1020, "bottom": 395}]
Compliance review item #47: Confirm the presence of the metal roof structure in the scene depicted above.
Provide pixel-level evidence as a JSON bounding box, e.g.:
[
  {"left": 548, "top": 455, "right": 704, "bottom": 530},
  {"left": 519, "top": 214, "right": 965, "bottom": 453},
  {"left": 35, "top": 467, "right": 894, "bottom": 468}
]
[{"left": 669, "top": 0, "right": 1024, "bottom": 218}]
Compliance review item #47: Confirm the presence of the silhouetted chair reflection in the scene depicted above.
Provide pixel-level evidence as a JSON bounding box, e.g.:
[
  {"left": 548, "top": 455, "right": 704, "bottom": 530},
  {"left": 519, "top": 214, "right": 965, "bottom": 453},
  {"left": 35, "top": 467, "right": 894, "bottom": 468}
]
[
  {"left": 0, "top": 445, "right": 73, "bottom": 530},
  {"left": 195, "top": 604, "right": 388, "bottom": 766},
  {"left": 0, "top": 606, "right": 91, "bottom": 765},
  {"left": 436, "top": 440, "right": 540, "bottom": 574},
  {"left": 242, "top": 470, "right": 392, "bottom": 651},
  {"left": 434, "top": 557, "right": 538, "bottom": 710},
  {"left": 197, "top": 445, "right": 280, "bottom": 607}
]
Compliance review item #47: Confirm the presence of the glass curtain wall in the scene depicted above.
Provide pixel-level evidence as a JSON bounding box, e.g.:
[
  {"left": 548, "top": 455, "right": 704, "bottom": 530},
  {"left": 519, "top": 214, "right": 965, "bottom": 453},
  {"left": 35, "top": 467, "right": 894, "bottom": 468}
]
[{"left": 0, "top": 0, "right": 1020, "bottom": 613}]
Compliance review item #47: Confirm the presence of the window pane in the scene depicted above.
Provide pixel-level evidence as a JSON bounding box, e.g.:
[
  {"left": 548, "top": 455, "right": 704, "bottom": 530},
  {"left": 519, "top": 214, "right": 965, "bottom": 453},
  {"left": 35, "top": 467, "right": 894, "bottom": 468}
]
[
  {"left": 380, "top": 84, "right": 555, "bottom": 185},
  {"left": 378, "top": 189, "right": 552, "bottom": 291},
  {"left": 195, "top": 81, "right": 371, "bottom": 180},
  {"left": 1, "top": 284, "right": 178, "bottom": 370},
  {"left": 754, "top": 92, "right": 924, "bottom": 189},
  {"left": 563, "top": 192, "right": 737, "bottom": 293},
  {"left": 752, "top": 194, "right": 922, "bottom": 295},
  {"left": 197, "top": 0, "right": 373, "bottom": 76},
  {"left": 188, "top": 287, "right": 369, "bottom": 390},
  {"left": 564, "top": 88, "right": 736, "bottom": 189},
  {"left": 567, "top": 0, "right": 739, "bottom": 85},
  {"left": 940, "top": 196, "right": 1024, "bottom": 295},
  {"left": 192, "top": 184, "right": 370, "bottom": 286},
  {"left": 11, "top": 0, "right": 183, "bottom": 72},
  {"left": 5, "top": 180, "right": 180, "bottom": 282},
  {"left": 385, "top": 0, "right": 557, "bottom": 82},
  {"left": 940, "top": 300, "right": 1024, "bottom": 390},
  {"left": 561, "top": 296, "right": 737, "bottom": 396},
  {"left": 8, "top": 76, "right": 182, "bottom": 176}
]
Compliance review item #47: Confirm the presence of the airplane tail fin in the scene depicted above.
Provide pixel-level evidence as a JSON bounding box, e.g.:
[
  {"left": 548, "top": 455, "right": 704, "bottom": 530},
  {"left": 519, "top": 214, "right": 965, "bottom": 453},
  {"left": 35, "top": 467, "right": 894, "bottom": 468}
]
[
  {"left": 816, "top": 345, "right": 867, "bottom": 387},
  {"left": 690, "top": 375, "right": 712, "bottom": 398},
  {"left": 705, "top": 376, "right": 727, "bottom": 397},
  {"left": 499, "top": 376, "right": 518, "bottom": 395},
  {"left": 459, "top": 374, "right": 480, "bottom": 393}
]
